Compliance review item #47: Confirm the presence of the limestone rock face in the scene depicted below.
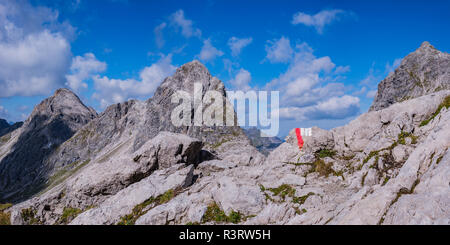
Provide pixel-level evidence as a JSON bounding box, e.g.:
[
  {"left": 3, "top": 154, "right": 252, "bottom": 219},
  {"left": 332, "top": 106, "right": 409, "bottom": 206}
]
[
  {"left": 370, "top": 41, "right": 450, "bottom": 111},
  {"left": 5, "top": 60, "right": 264, "bottom": 225},
  {"left": 43, "top": 61, "right": 261, "bottom": 184},
  {"left": 0, "top": 89, "right": 97, "bottom": 203},
  {"left": 3, "top": 52, "right": 449, "bottom": 225}
]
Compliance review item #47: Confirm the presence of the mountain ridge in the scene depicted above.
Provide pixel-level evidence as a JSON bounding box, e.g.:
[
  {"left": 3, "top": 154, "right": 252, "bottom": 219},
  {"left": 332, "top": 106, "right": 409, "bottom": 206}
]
[
  {"left": 0, "top": 43, "right": 449, "bottom": 225},
  {"left": 370, "top": 41, "right": 450, "bottom": 111}
]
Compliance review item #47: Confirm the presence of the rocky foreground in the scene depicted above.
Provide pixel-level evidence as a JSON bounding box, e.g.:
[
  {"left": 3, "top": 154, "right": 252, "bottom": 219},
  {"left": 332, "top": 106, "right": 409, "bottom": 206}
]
[{"left": 0, "top": 42, "right": 449, "bottom": 225}]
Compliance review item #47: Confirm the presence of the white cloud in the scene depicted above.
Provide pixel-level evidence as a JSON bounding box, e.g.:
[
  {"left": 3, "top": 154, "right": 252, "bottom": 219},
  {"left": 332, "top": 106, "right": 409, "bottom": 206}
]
[
  {"left": 92, "top": 54, "right": 176, "bottom": 108},
  {"left": 0, "top": 31, "right": 71, "bottom": 97},
  {"left": 291, "top": 9, "right": 346, "bottom": 34},
  {"left": 265, "top": 36, "right": 293, "bottom": 63},
  {"left": 228, "top": 37, "right": 252, "bottom": 56},
  {"left": 0, "top": 0, "right": 73, "bottom": 98},
  {"left": 169, "top": 9, "right": 201, "bottom": 38},
  {"left": 229, "top": 68, "right": 251, "bottom": 91},
  {"left": 334, "top": 65, "right": 350, "bottom": 74},
  {"left": 154, "top": 22, "right": 166, "bottom": 48},
  {"left": 267, "top": 42, "right": 336, "bottom": 104},
  {"left": 366, "top": 90, "right": 377, "bottom": 98},
  {"left": 265, "top": 41, "right": 358, "bottom": 121},
  {"left": 280, "top": 95, "right": 360, "bottom": 121},
  {"left": 65, "top": 53, "right": 107, "bottom": 92},
  {"left": 352, "top": 86, "right": 367, "bottom": 96},
  {"left": 198, "top": 39, "right": 224, "bottom": 62}
]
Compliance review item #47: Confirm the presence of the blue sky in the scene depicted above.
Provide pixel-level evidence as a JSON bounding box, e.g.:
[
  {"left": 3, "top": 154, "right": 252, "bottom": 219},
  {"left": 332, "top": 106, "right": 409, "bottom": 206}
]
[{"left": 0, "top": 0, "right": 449, "bottom": 136}]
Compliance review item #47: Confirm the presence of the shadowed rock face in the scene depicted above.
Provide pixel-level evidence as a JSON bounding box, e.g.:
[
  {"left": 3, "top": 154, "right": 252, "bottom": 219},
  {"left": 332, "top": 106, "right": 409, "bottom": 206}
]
[
  {"left": 0, "top": 89, "right": 97, "bottom": 203},
  {"left": 0, "top": 119, "right": 23, "bottom": 138},
  {"left": 0, "top": 119, "right": 10, "bottom": 132},
  {"left": 370, "top": 41, "right": 450, "bottom": 111}
]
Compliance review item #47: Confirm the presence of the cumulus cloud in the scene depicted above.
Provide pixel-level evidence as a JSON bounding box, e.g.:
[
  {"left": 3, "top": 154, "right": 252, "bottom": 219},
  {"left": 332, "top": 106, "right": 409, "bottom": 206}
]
[
  {"left": 92, "top": 54, "right": 176, "bottom": 108},
  {"left": 198, "top": 39, "right": 224, "bottom": 62},
  {"left": 0, "top": 0, "right": 73, "bottom": 98},
  {"left": 267, "top": 42, "right": 336, "bottom": 104},
  {"left": 228, "top": 37, "right": 252, "bottom": 56},
  {"left": 279, "top": 95, "right": 360, "bottom": 121},
  {"left": 291, "top": 9, "right": 347, "bottom": 34},
  {"left": 229, "top": 68, "right": 251, "bottom": 91},
  {"left": 65, "top": 53, "right": 107, "bottom": 92},
  {"left": 266, "top": 41, "right": 359, "bottom": 121},
  {"left": 169, "top": 9, "right": 201, "bottom": 38},
  {"left": 265, "top": 36, "right": 294, "bottom": 63}
]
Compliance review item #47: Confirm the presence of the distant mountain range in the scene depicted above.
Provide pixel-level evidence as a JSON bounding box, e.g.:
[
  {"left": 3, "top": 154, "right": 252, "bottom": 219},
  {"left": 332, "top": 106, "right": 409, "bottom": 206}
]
[{"left": 243, "top": 127, "right": 283, "bottom": 156}]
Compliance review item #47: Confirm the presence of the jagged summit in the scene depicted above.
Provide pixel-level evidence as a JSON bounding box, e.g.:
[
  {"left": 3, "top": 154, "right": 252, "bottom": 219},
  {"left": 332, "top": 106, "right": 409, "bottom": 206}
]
[
  {"left": 419, "top": 41, "right": 434, "bottom": 50},
  {"left": 152, "top": 60, "right": 223, "bottom": 103},
  {"left": 26, "top": 88, "right": 97, "bottom": 125},
  {"left": 370, "top": 41, "right": 450, "bottom": 111},
  {"left": 0, "top": 88, "right": 97, "bottom": 203},
  {"left": 181, "top": 59, "right": 207, "bottom": 69}
]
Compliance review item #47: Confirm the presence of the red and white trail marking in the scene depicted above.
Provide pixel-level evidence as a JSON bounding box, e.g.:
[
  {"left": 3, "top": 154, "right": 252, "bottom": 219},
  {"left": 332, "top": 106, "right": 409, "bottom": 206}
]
[{"left": 295, "top": 128, "right": 304, "bottom": 151}]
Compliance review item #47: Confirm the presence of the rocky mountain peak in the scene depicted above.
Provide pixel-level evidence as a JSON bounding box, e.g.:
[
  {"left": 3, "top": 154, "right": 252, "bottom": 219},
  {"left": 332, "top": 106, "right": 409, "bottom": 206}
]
[
  {"left": 419, "top": 41, "right": 434, "bottom": 50},
  {"left": 152, "top": 60, "right": 225, "bottom": 104},
  {"left": 27, "top": 88, "right": 97, "bottom": 124},
  {"left": 369, "top": 41, "right": 450, "bottom": 111},
  {"left": 0, "top": 88, "right": 97, "bottom": 203}
]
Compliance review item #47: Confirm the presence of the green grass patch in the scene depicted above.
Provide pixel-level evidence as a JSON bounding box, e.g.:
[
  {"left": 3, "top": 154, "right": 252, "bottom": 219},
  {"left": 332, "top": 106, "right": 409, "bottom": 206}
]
[
  {"left": 315, "top": 149, "right": 336, "bottom": 158},
  {"left": 186, "top": 221, "right": 200, "bottom": 225},
  {"left": 292, "top": 192, "right": 315, "bottom": 205},
  {"left": 361, "top": 172, "right": 368, "bottom": 186},
  {"left": 117, "top": 189, "right": 177, "bottom": 225},
  {"left": 264, "top": 184, "right": 315, "bottom": 205},
  {"left": 397, "top": 131, "right": 418, "bottom": 145},
  {"left": 0, "top": 203, "right": 12, "bottom": 211},
  {"left": 267, "top": 184, "right": 296, "bottom": 201},
  {"left": 59, "top": 207, "right": 82, "bottom": 224},
  {"left": 21, "top": 208, "right": 40, "bottom": 225},
  {"left": 340, "top": 154, "right": 356, "bottom": 161},
  {"left": 382, "top": 176, "right": 390, "bottom": 186},
  {"left": 287, "top": 157, "right": 341, "bottom": 179},
  {"left": 420, "top": 95, "right": 450, "bottom": 127},
  {"left": 311, "top": 159, "right": 335, "bottom": 177},
  {"left": 0, "top": 211, "right": 11, "bottom": 225},
  {"left": 363, "top": 150, "right": 380, "bottom": 164},
  {"left": 201, "top": 202, "right": 242, "bottom": 224}
]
